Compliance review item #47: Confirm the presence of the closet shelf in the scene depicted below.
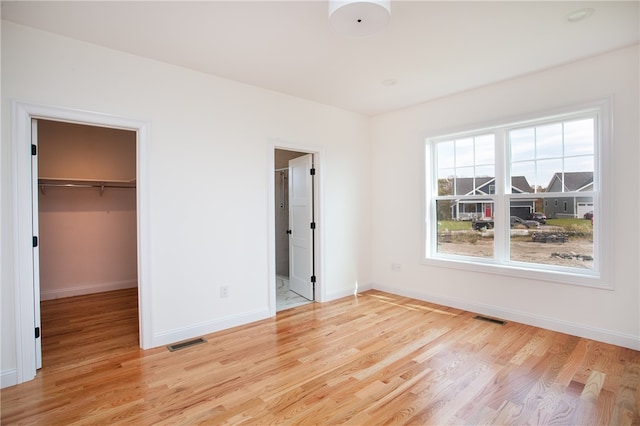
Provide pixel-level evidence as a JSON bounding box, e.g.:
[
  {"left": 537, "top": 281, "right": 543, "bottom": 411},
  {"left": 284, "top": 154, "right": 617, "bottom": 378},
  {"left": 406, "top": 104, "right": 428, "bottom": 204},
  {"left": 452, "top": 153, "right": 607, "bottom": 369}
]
[{"left": 38, "top": 177, "right": 136, "bottom": 195}]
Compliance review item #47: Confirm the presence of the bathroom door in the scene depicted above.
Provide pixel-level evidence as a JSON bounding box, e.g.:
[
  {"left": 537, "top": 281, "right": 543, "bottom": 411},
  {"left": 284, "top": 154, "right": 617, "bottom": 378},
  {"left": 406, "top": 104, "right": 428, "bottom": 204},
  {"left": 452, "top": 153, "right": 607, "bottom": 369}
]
[{"left": 288, "top": 154, "right": 314, "bottom": 300}]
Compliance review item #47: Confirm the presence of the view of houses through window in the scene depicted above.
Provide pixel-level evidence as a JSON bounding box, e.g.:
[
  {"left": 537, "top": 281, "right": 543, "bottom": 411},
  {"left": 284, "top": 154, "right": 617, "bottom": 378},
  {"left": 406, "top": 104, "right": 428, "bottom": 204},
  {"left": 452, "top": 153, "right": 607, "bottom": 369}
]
[{"left": 428, "top": 110, "right": 598, "bottom": 276}]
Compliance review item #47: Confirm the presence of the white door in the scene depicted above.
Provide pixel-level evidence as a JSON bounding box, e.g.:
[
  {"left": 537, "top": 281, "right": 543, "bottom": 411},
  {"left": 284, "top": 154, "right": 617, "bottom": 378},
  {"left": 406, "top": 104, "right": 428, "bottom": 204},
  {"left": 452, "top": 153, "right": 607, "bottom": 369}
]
[
  {"left": 288, "top": 154, "right": 314, "bottom": 300},
  {"left": 31, "top": 119, "right": 42, "bottom": 369}
]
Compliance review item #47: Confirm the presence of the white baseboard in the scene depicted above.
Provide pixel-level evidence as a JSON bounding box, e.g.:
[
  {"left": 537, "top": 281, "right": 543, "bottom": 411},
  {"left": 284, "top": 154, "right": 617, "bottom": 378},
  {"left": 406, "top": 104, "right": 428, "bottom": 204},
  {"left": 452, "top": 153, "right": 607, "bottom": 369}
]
[
  {"left": 1, "top": 369, "right": 17, "bottom": 389},
  {"left": 151, "top": 307, "right": 271, "bottom": 348},
  {"left": 40, "top": 280, "right": 138, "bottom": 300},
  {"left": 324, "top": 283, "right": 367, "bottom": 302},
  {"left": 372, "top": 282, "right": 640, "bottom": 351}
]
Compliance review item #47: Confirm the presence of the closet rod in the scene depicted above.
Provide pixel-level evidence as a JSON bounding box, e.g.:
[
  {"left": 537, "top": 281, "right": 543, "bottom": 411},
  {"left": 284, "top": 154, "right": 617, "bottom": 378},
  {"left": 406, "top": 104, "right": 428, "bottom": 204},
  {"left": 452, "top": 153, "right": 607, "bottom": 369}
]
[
  {"left": 38, "top": 181, "right": 136, "bottom": 196},
  {"left": 275, "top": 167, "right": 288, "bottom": 172},
  {"left": 39, "top": 183, "right": 135, "bottom": 189},
  {"left": 38, "top": 181, "right": 136, "bottom": 188}
]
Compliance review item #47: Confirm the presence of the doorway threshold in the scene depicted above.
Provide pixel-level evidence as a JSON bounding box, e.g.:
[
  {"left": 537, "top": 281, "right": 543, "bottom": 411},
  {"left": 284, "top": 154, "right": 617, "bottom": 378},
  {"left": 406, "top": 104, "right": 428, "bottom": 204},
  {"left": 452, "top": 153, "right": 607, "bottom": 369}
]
[{"left": 276, "top": 276, "right": 312, "bottom": 311}]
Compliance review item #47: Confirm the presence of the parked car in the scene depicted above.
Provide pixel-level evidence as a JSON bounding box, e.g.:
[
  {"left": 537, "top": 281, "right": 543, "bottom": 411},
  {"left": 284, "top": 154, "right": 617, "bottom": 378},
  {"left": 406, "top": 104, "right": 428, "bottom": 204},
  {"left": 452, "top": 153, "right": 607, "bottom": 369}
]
[
  {"left": 510, "top": 216, "right": 540, "bottom": 229},
  {"left": 528, "top": 212, "right": 547, "bottom": 224},
  {"left": 583, "top": 211, "right": 594, "bottom": 220},
  {"left": 472, "top": 216, "right": 541, "bottom": 230}
]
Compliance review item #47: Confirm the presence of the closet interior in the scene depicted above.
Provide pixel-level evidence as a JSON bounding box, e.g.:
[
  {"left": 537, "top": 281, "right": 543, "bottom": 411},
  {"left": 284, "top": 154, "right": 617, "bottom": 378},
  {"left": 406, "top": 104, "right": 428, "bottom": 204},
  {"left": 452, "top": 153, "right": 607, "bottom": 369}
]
[{"left": 37, "top": 119, "right": 139, "bottom": 362}]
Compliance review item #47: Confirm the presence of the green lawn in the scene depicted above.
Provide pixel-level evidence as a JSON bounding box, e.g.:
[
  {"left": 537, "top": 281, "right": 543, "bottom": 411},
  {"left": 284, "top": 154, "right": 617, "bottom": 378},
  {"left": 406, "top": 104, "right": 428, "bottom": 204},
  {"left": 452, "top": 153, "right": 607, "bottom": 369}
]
[
  {"left": 546, "top": 217, "right": 591, "bottom": 228},
  {"left": 546, "top": 218, "right": 592, "bottom": 237},
  {"left": 437, "top": 220, "right": 472, "bottom": 231}
]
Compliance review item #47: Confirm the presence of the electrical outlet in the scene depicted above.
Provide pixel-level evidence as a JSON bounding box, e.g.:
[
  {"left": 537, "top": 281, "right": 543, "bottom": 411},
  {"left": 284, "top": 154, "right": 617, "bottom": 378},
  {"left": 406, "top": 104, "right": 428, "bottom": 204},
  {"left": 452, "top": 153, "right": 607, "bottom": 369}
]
[
  {"left": 391, "top": 263, "right": 401, "bottom": 272},
  {"left": 220, "top": 286, "right": 229, "bottom": 298}
]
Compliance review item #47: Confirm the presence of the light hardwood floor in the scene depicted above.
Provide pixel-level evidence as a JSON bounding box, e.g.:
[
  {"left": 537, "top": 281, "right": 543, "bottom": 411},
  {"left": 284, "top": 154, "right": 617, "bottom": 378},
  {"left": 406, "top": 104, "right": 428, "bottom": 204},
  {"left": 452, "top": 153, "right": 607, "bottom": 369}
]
[{"left": 2, "top": 288, "right": 639, "bottom": 425}]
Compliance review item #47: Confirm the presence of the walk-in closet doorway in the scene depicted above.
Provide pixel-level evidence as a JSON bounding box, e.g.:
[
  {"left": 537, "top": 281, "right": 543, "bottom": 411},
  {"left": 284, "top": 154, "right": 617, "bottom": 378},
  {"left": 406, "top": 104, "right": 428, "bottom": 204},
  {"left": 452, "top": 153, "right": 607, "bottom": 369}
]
[
  {"left": 11, "top": 102, "right": 150, "bottom": 386},
  {"left": 35, "top": 119, "right": 139, "bottom": 368}
]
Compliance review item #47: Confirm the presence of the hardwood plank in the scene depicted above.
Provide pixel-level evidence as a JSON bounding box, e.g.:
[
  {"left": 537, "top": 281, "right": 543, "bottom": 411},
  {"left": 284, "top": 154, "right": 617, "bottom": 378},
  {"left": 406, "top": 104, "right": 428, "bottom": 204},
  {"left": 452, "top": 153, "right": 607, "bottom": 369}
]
[
  {"left": 610, "top": 362, "right": 640, "bottom": 426},
  {"left": 581, "top": 370, "right": 607, "bottom": 401},
  {"left": 2, "top": 288, "right": 639, "bottom": 425}
]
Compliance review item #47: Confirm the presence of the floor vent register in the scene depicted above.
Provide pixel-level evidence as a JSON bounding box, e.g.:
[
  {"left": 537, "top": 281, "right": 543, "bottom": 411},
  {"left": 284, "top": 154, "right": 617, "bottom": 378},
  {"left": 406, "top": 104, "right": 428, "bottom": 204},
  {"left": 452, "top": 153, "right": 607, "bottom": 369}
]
[
  {"left": 167, "top": 337, "right": 207, "bottom": 352},
  {"left": 473, "top": 315, "right": 507, "bottom": 326}
]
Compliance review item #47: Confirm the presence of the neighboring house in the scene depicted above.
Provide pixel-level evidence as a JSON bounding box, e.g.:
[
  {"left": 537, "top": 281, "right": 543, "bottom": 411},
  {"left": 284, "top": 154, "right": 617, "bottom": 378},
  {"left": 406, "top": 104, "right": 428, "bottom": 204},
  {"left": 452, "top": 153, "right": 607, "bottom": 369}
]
[
  {"left": 450, "top": 176, "right": 535, "bottom": 220},
  {"left": 544, "top": 171, "right": 594, "bottom": 218}
]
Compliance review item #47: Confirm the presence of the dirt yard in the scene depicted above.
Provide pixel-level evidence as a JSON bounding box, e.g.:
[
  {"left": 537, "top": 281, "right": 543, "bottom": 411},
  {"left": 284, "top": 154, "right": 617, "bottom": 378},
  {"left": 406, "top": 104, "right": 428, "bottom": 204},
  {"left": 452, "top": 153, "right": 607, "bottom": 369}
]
[{"left": 437, "top": 232, "right": 594, "bottom": 269}]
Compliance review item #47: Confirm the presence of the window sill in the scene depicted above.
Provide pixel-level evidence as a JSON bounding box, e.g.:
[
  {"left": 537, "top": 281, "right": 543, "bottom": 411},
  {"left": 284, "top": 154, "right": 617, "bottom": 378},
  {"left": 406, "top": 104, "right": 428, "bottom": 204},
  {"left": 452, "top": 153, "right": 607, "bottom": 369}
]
[{"left": 422, "top": 255, "right": 612, "bottom": 290}]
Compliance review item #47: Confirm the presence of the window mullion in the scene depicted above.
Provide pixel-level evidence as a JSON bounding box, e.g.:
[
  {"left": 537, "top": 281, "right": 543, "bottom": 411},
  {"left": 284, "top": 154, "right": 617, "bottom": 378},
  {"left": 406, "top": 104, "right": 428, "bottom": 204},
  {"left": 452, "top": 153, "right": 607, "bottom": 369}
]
[{"left": 494, "top": 129, "right": 509, "bottom": 262}]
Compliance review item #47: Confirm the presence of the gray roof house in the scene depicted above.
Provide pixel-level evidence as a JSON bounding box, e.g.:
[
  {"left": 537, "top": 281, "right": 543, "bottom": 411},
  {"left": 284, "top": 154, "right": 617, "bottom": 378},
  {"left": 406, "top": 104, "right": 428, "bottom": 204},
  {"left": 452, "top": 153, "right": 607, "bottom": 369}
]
[
  {"left": 544, "top": 171, "right": 594, "bottom": 218},
  {"left": 448, "top": 176, "right": 535, "bottom": 220}
]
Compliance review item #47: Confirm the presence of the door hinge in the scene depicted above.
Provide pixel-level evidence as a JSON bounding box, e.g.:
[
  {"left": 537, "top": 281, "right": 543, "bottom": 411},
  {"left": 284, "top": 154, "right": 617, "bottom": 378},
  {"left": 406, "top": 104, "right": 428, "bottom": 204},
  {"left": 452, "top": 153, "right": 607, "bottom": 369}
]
[
  {"left": 33, "top": 236, "right": 38, "bottom": 247},
  {"left": 311, "top": 275, "right": 316, "bottom": 283},
  {"left": 35, "top": 327, "right": 40, "bottom": 339},
  {"left": 310, "top": 168, "right": 316, "bottom": 176},
  {"left": 310, "top": 222, "right": 316, "bottom": 229},
  {"left": 31, "top": 144, "right": 37, "bottom": 155}
]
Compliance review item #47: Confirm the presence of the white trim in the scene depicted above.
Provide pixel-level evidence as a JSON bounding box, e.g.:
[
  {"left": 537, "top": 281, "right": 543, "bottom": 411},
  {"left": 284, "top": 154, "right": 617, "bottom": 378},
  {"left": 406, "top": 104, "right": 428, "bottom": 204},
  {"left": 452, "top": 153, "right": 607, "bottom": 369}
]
[
  {"left": 423, "top": 97, "right": 613, "bottom": 289},
  {"left": 12, "top": 102, "right": 34, "bottom": 385},
  {"left": 422, "top": 255, "right": 605, "bottom": 289},
  {"left": 10, "top": 101, "right": 152, "bottom": 388},
  {"left": 330, "top": 284, "right": 371, "bottom": 301},
  {"left": 40, "top": 280, "right": 138, "bottom": 301},
  {"left": 154, "top": 308, "right": 271, "bottom": 348},
  {"left": 269, "top": 141, "right": 325, "bottom": 316},
  {"left": 267, "top": 148, "right": 277, "bottom": 317},
  {"left": 1, "top": 369, "right": 18, "bottom": 389},
  {"left": 373, "top": 282, "right": 640, "bottom": 351},
  {"left": 425, "top": 99, "right": 610, "bottom": 145}
]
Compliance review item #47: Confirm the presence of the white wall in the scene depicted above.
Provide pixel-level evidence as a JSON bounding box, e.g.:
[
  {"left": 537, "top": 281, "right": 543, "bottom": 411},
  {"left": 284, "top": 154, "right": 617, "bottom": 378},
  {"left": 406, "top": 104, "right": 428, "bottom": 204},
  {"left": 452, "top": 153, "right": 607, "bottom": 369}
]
[
  {"left": 1, "top": 21, "right": 372, "bottom": 385},
  {"left": 370, "top": 45, "right": 640, "bottom": 350}
]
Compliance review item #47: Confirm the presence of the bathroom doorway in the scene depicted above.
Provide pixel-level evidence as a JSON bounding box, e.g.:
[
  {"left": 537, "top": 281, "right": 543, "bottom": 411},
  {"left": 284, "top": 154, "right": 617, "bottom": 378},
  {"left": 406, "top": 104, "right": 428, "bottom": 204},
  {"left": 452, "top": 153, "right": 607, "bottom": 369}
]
[{"left": 274, "top": 148, "right": 315, "bottom": 311}]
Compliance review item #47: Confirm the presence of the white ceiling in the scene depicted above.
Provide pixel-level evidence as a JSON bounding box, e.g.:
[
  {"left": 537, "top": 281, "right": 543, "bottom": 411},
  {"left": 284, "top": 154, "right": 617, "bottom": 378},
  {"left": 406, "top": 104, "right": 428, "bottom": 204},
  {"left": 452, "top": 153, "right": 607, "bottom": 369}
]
[{"left": 1, "top": 1, "right": 638, "bottom": 116}]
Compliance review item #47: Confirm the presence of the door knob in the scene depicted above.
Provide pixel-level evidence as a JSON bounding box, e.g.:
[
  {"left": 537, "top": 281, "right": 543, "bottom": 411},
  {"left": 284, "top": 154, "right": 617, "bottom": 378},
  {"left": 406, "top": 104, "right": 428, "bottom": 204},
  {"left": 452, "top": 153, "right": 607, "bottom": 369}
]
[{"left": 286, "top": 229, "right": 292, "bottom": 234}]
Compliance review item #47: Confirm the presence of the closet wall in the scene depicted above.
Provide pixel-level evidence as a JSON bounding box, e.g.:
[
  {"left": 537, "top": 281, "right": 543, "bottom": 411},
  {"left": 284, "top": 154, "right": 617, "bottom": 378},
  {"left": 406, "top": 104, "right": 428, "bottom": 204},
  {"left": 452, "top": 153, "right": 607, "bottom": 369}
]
[
  {"left": 38, "top": 120, "right": 137, "bottom": 300},
  {"left": 274, "top": 149, "right": 307, "bottom": 277}
]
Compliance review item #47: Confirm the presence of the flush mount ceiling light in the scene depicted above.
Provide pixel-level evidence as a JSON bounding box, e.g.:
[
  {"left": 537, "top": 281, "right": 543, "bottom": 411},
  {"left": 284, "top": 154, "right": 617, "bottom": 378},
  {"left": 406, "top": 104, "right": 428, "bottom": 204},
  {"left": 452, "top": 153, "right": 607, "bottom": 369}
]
[{"left": 329, "top": 0, "right": 391, "bottom": 38}]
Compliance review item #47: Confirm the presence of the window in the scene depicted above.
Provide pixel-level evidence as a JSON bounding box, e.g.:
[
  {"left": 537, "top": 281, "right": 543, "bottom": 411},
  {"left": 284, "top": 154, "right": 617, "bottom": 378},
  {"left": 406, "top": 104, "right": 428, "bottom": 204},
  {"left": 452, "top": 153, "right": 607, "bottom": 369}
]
[{"left": 425, "top": 102, "right": 610, "bottom": 287}]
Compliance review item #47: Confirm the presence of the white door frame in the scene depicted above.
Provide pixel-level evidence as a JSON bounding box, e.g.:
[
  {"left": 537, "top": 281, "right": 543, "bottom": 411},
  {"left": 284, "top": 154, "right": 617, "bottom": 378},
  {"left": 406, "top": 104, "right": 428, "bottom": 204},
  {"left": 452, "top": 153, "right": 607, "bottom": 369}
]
[
  {"left": 287, "top": 153, "right": 315, "bottom": 301},
  {"left": 31, "top": 119, "right": 42, "bottom": 370},
  {"left": 269, "top": 143, "right": 324, "bottom": 316},
  {"left": 11, "top": 101, "right": 152, "bottom": 385}
]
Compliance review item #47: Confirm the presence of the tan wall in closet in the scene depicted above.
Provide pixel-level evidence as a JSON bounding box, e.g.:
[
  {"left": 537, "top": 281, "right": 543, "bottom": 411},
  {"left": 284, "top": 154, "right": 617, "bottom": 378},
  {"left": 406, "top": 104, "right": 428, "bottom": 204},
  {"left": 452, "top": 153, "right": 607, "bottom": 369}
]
[
  {"left": 38, "top": 120, "right": 136, "bottom": 181},
  {"left": 38, "top": 120, "right": 137, "bottom": 300}
]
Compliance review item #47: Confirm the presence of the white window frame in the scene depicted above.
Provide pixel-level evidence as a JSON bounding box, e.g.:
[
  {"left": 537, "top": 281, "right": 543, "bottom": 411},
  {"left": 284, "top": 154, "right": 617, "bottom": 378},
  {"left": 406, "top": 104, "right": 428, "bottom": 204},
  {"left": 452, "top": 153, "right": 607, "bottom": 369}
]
[{"left": 424, "top": 99, "right": 613, "bottom": 289}]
